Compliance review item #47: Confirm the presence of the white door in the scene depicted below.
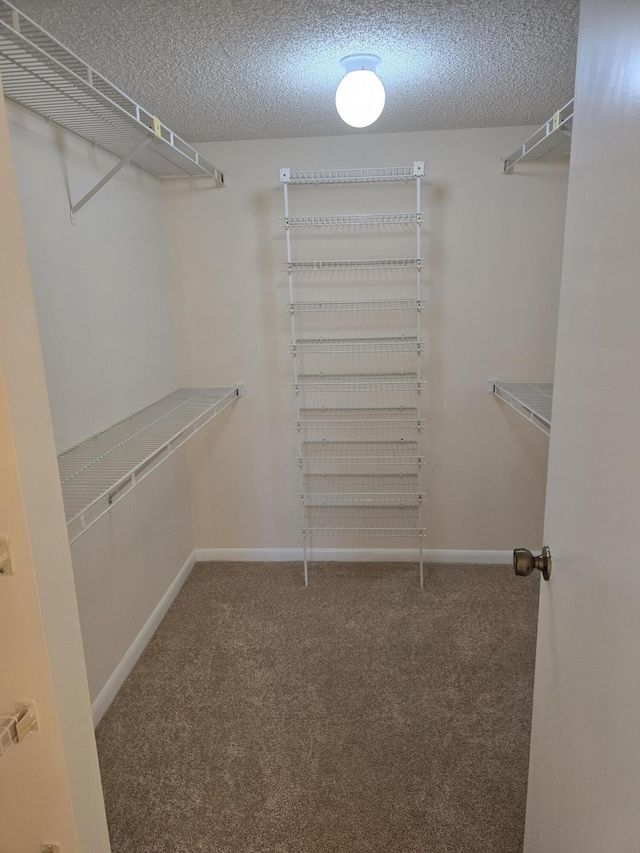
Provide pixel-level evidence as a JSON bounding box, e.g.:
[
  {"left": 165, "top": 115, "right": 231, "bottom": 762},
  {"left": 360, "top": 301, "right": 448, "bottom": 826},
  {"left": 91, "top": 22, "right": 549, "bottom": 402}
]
[{"left": 523, "top": 1, "right": 640, "bottom": 850}]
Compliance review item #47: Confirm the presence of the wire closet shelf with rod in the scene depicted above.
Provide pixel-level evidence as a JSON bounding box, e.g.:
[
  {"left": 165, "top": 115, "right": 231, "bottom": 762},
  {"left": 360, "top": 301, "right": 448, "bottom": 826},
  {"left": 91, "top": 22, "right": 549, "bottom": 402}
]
[{"left": 281, "top": 162, "right": 426, "bottom": 587}]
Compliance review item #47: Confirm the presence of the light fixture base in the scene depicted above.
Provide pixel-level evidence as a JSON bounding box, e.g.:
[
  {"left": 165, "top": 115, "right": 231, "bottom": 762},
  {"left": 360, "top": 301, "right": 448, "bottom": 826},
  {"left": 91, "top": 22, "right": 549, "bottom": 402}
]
[{"left": 339, "top": 53, "right": 382, "bottom": 75}]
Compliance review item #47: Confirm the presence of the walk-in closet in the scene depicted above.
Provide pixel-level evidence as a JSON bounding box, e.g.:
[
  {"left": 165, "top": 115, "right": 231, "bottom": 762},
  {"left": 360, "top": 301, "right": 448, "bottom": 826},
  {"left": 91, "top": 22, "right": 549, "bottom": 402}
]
[{"left": 3, "top": 1, "right": 640, "bottom": 851}]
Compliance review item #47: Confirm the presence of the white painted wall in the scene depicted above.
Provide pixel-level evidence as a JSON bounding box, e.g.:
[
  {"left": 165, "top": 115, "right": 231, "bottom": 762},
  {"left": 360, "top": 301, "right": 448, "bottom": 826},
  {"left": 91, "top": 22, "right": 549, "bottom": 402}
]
[
  {"left": 163, "top": 128, "right": 569, "bottom": 553},
  {"left": 0, "top": 83, "right": 110, "bottom": 853},
  {"left": 525, "top": 1, "right": 640, "bottom": 849},
  {"left": 7, "top": 102, "right": 176, "bottom": 453},
  {"left": 7, "top": 101, "right": 195, "bottom": 707},
  {"left": 71, "top": 451, "right": 193, "bottom": 704}
]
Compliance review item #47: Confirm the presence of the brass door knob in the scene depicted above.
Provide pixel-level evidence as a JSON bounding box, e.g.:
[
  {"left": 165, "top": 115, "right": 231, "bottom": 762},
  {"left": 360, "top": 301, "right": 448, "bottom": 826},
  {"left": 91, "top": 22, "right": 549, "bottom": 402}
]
[{"left": 513, "top": 546, "right": 552, "bottom": 581}]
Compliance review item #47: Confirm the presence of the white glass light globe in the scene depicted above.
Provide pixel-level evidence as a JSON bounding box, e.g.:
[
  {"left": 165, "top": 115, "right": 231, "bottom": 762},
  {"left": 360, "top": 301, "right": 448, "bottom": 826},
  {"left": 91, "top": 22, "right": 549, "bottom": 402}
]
[{"left": 335, "top": 55, "right": 385, "bottom": 128}]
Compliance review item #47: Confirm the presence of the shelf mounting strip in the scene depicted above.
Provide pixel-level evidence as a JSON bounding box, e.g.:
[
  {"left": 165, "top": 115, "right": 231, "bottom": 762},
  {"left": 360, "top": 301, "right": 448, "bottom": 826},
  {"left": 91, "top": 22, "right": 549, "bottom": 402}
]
[
  {"left": 58, "top": 386, "right": 241, "bottom": 543},
  {"left": 0, "top": 0, "right": 224, "bottom": 220}
]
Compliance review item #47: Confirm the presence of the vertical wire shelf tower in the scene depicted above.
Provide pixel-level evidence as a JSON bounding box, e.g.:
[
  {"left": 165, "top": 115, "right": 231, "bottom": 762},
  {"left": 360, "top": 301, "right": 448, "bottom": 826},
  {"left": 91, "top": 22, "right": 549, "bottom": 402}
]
[{"left": 281, "top": 163, "right": 426, "bottom": 587}]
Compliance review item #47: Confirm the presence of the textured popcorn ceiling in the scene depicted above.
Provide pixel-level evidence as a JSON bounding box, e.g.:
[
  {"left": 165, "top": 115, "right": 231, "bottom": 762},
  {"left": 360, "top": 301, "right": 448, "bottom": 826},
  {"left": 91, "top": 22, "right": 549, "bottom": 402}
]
[{"left": 15, "top": 0, "right": 579, "bottom": 142}]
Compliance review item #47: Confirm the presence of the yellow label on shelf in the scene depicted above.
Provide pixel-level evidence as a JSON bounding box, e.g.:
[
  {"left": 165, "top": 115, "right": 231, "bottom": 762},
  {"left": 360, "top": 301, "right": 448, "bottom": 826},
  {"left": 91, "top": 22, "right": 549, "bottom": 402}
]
[
  {"left": 552, "top": 110, "right": 561, "bottom": 131},
  {"left": 151, "top": 117, "right": 162, "bottom": 138}
]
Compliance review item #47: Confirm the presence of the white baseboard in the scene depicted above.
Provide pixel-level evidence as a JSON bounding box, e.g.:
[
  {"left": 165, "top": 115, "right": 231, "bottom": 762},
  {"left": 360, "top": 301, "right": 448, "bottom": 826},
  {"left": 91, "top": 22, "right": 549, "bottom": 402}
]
[
  {"left": 91, "top": 549, "right": 197, "bottom": 728},
  {"left": 194, "top": 547, "right": 513, "bottom": 565}
]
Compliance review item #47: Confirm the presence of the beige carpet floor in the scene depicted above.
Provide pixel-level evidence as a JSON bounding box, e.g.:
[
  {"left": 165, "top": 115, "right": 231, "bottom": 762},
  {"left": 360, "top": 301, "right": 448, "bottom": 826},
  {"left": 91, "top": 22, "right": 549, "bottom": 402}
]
[{"left": 96, "top": 562, "right": 539, "bottom": 853}]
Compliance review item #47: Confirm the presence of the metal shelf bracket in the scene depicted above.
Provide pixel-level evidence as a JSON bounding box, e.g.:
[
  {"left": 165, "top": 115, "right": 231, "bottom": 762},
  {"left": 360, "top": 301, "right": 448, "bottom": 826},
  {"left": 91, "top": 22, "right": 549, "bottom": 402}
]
[
  {"left": 0, "top": 535, "right": 13, "bottom": 575},
  {"left": 70, "top": 136, "right": 152, "bottom": 223},
  {"left": 501, "top": 98, "right": 574, "bottom": 173},
  {"left": 0, "top": 702, "right": 39, "bottom": 758}
]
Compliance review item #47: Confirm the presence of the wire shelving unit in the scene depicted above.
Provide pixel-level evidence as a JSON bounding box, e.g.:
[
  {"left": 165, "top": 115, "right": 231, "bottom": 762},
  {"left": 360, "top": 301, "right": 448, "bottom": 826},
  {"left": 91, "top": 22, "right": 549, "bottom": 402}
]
[
  {"left": 489, "top": 380, "right": 552, "bottom": 436},
  {"left": 502, "top": 99, "right": 574, "bottom": 173},
  {"left": 282, "top": 162, "right": 426, "bottom": 586},
  {"left": 58, "top": 386, "right": 241, "bottom": 543},
  {"left": 0, "top": 0, "right": 224, "bottom": 219}
]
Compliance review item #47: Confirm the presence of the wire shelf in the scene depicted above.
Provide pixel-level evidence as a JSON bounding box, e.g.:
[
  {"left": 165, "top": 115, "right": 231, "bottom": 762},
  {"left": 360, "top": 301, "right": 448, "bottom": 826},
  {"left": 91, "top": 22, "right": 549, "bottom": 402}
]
[
  {"left": 0, "top": 714, "right": 18, "bottom": 758},
  {"left": 297, "top": 407, "right": 421, "bottom": 429},
  {"left": 0, "top": 1, "right": 223, "bottom": 182},
  {"left": 284, "top": 212, "right": 421, "bottom": 228},
  {"left": 490, "top": 380, "right": 552, "bottom": 436},
  {"left": 296, "top": 373, "right": 420, "bottom": 393},
  {"left": 304, "top": 506, "right": 424, "bottom": 536},
  {"left": 303, "top": 473, "right": 422, "bottom": 505},
  {"left": 286, "top": 258, "right": 422, "bottom": 272},
  {"left": 282, "top": 165, "right": 419, "bottom": 184},
  {"left": 305, "top": 525, "right": 425, "bottom": 536},
  {"left": 503, "top": 98, "right": 574, "bottom": 173},
  {"left": 304, "top": 496, "right": 422, "bottom": 506},
  {"left": 292, "top": 336, "right": 423, "bottom": 354},
  {"left": 59, "top": 386, "right": 241, "bottom": 542},
  {"left": 299, "top": 440, "right": 421, "bottom": 466},
  {"left": 289, "top": 298, "right": 421, "bottom": 313}
]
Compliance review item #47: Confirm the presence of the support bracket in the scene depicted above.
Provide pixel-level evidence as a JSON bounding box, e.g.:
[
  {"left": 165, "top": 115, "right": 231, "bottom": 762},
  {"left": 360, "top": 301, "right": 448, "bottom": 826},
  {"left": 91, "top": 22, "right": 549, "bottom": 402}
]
[
  {"left": 15, "top": 702, "right": 38, "bottom": 741},
  {"left": 70, "top": 136, "right": 152, "bottom": 223},
  {"left": 1, "top": 702, "right": 39, "bottom": 759}
]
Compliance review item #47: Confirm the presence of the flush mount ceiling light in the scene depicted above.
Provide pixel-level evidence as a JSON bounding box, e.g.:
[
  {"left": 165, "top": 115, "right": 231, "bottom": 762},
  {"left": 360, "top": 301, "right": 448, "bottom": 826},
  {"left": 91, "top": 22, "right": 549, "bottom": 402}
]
[{"left": 335, "top": 53, "right": 386, "bottom": 128}]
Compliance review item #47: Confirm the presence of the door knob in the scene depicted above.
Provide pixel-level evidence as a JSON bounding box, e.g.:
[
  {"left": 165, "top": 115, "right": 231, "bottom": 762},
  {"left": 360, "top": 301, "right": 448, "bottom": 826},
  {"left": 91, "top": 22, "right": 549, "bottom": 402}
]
[{"left": 513, "top": 546, "right": 552, "bottom": 581}]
